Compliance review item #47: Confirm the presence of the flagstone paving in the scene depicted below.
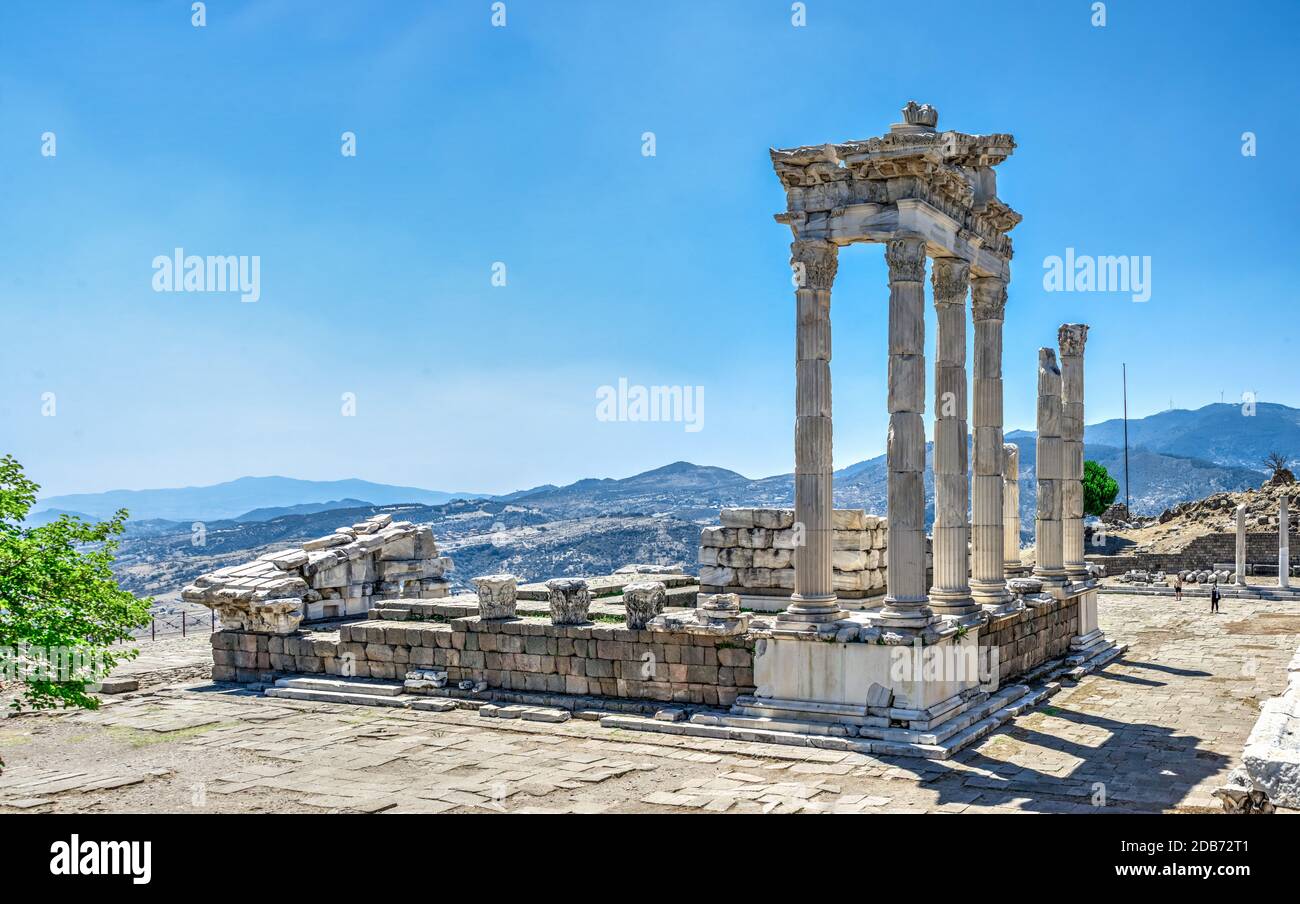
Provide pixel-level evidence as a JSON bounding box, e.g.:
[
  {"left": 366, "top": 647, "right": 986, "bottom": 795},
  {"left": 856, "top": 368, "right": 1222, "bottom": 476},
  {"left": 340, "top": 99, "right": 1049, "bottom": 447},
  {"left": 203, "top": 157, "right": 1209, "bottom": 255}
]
[{"left": 1, "top": 593, "right": 1294, "bottom": 814}]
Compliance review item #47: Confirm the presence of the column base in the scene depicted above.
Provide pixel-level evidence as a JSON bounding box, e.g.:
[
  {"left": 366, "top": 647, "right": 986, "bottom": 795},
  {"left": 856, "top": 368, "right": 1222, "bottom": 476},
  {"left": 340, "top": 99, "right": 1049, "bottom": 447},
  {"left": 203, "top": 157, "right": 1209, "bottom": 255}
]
[
  {"left": 876, "top": 594, "right": 936, "bottom": 630},
  {"left": 1064, "top": 566, "right": 1089, "bottom": 583},
  {"left": 970, "top": 578, "right": 1013, "bottom": 609},
  {"left": 773, "top": 594, "right": 846, "bottom": 634},
  {"left": 981, "top": 597, "right": 1026, "bottom": 618},
  {"left": 1032, "top": 567, "right": 1068, "bottom": 591},
  {"left": 927, "top": 586, "right": 979, "bottom": 618}
]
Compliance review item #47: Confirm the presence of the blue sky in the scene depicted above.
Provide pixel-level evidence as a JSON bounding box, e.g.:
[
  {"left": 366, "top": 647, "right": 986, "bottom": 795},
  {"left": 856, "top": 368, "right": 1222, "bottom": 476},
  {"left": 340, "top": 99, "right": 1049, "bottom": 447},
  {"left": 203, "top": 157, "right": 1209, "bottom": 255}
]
[{"left": 2, "top": 0, "right": 1298, "bottom": 498}]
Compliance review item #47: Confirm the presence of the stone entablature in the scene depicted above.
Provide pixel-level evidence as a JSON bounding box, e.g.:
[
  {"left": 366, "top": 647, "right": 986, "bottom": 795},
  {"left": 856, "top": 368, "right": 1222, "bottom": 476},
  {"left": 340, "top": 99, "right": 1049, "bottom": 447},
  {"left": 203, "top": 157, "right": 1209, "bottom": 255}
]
[
  {"left": 771, "top": 103, "right": 1019, "bottom": 276},
  {"left": 182, "top": 513, "right": 452, "bottom": 630},
  {"left": 697, "top": 508, "right": 888, "bottom": 599}
]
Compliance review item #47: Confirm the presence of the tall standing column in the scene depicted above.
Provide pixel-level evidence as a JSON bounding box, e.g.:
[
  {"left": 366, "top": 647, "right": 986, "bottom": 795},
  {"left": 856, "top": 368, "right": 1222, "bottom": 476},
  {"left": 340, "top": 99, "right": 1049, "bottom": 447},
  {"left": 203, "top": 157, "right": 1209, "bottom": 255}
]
[
  {"left": 1235, "top": 503, "right": 1247, "bottom": 585},
  {"left": 1033, "top": 348, "right": 1067, "bottom": 588},
  {"left": 879, "top": 235, "right": 934, "bottom": 629},
  {"left": 1280, "top": 496, "right": 1291, "bottom": 590},
  {"left": 777, "top": 238, "right": 844, "bottom": 630},
  {"left": 1003, "top": 442, "right": 1022, "bottom": 576},
  {"left": 970, "top": 277, "right": 1011, "bottom": 607},
  {"left": 928, "top": 258, "right": 975, "bottom": 617},
  {"left": 1059, "top": 324, "right": 1090, "bottom": 583}
]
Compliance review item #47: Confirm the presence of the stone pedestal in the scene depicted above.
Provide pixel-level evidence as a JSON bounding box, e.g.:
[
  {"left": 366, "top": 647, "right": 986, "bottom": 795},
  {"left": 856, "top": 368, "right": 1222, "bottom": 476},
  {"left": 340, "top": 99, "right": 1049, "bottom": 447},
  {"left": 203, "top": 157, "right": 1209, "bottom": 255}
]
[
  {"left": 971, "top": 277, "right": 1011, "bottom": 607},
  {"left": 1059, "top": 324, "right": 1089, "bottom": 583},
  {"left": 752, "top": 628, "right": 982, "bottom": 713},
  {"left": 1002, "top": 442, "right": 1023, "bottom": 575},
  {"left": 623, "top": 581, "right": 667, "bottom": 629},
  {"left": 1033, "top": 348, "right": 1067, "bottom": 588},
  {"left": 1236, "top": 503, "right": 1247, "bottom": 585},
  {"left": 928, "top": 257, "right": 976, "bottom": 617},
  {"left": 778, "top": 239, "right": 845, "bottom": 631},
  {"left": 472, "top": 573, "right": 518, "bottom": 620},
  {"left": 879, "top": 236, "right": 935, "bottom": 630},
  {"left": 546, "top": 578, "right": 591, "bottom": 625},
  {"left": 1281, "top": 497, "right": 1291, "bottom": 590}
]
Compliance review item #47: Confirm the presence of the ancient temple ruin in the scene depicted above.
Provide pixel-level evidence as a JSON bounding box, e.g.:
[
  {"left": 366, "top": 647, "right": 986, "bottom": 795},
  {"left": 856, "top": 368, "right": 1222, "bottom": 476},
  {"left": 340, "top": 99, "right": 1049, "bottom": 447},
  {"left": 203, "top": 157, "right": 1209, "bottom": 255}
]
[{"left": 188, "top": 103, "right": 1123, "bottom": 759}]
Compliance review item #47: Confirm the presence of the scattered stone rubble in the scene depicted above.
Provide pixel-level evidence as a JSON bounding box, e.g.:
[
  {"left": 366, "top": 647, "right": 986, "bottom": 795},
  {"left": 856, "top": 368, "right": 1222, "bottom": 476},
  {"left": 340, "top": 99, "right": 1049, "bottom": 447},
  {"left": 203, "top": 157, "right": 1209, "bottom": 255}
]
[
  {"left": 1118, "top": 568, "right": 1234, "bottom": 586},
  {"left": 183, "top": 513, "right": 452, "bottom": 630},
  {"left": 698, "top": 508, "right": 888, "bottom": 600}
]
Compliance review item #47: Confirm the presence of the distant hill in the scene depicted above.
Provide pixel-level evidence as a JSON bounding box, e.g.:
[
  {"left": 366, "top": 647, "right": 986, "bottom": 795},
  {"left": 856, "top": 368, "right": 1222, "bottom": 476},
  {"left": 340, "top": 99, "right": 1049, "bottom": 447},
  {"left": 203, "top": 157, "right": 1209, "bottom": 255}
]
[
  {"left": 33, "top": 477, "right": 482, "bottom": 523},
  {"left": 1085, "top": 402, "right": 1300, "bottom": 472},
  {"left": 231, "top": 498, "right": 374, "bottom": 522},
  {"left": 41, "top": 402, "right": 1300, "bottom": 542}
]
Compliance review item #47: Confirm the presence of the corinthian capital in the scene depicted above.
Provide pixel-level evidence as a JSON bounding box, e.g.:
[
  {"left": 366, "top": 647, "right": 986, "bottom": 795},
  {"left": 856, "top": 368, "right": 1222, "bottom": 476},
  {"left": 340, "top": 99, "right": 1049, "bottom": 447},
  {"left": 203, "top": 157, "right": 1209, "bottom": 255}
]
[
  {"left": 790, "top": 239, "right": 839, "bottom": 291},
  {"left": 885, "top": 235, "right": 927, "bottom": 284},
  {"left": 1003, "top": 442, "right": 1019, "bottom": 473},
  {"left": 930, "top": 257, "right": 970, "bottom": 306},
  {"left": 1058, "top": 323, "right": 1089, "bottom": 357},
  {"left": 971, "top": 277, "right": 1008, "bottom": 322}
]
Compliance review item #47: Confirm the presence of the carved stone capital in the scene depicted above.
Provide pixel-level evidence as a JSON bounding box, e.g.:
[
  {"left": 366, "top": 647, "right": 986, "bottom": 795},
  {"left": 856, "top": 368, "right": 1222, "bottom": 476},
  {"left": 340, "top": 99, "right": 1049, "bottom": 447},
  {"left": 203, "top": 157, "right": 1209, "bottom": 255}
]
[
  {"left": 971, "top": 276, "right": 1008, "bottom": 322},
  {"left": 885, "top": 235, "right": 927, "bottom": 284},
  {"left": 1039, "top": 347, "right": 1060, "bottom": 378},
  {"left": 930, "top": 257, "right": 970, "bottom": 306},
  {"left": 790, "top": 239, "right": 839, "bottom": 291},
  {"left": 1003, "top": 442, "right": 1019, "bottom": 472},
  {"left": 1058, "top": 323, "right": 1089, "bottom": 357}
]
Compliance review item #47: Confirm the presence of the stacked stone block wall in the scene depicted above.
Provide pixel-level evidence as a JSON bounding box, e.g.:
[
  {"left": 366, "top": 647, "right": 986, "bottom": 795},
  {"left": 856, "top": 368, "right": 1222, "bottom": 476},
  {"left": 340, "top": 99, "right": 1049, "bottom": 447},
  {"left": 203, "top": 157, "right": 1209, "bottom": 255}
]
[
  {"left": 1091, "top": 530, "right": 1300, "bottom": 575},
  {"left": 213, "top": 616, "right": 756, "bottom": 707},
  {"left": 698, "top": 508, "right": 887, "bottom": 599},
  {"left": 980, "top": 598, "right": 1079, "bottom": 684}
]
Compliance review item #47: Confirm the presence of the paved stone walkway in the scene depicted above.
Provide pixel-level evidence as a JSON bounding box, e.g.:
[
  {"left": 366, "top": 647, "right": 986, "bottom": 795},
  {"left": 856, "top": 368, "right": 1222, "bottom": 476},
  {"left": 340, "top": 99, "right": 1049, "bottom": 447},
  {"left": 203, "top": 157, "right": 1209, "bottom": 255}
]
[{"left": 1, "top": 593, "right": 1295, "bottom": 813}]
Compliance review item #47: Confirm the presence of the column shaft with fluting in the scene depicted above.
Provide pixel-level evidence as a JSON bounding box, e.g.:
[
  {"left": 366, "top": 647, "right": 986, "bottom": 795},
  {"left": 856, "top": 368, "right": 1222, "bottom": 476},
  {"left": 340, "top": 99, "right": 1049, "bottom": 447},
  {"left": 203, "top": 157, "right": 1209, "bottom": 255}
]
[
  {"left": 1003, "top": 442, "right": 1022, "bottom": 575},
  {"left": 1033, "top": 348, "right": 1067, "bottom": 587},
  {"left": 928, "top": 258, "right": 975, "bottom": 616},
  {"left": 1059, "top": 324, "right": 1090, "bottom": 583},
  {"left": 879, "top": 236, "right": 934, "bottom": 629},
  {"left": 970, "top": 278, "right": 1011, "bottom": 606},
  {"left": 778, "top": 238, "right": 844, "bottom": 628}
]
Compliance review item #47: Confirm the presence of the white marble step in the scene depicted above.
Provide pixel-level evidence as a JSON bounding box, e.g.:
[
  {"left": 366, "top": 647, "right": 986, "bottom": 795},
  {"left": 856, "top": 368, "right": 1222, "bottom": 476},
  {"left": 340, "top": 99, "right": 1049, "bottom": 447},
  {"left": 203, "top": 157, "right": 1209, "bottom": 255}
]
[
  {"left": 264, "top": 685, "right": 461, "bottom": 712},
  {"left": 274, "top": 676, "right": 404, "bottom": 697},
  {"left": 265, "top": 686, "right": 410, "bottom": 708}
]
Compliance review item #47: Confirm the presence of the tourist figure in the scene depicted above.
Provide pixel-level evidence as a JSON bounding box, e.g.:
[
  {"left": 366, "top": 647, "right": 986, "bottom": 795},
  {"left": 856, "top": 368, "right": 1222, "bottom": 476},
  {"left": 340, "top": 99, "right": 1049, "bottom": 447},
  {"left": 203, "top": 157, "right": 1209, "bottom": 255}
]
[
  {"left": 1210, "top": 583, "right": 1221, "bottom": 614},
  {"left": 1174, "top": 573, "right": 1183, "bottom": 601}
]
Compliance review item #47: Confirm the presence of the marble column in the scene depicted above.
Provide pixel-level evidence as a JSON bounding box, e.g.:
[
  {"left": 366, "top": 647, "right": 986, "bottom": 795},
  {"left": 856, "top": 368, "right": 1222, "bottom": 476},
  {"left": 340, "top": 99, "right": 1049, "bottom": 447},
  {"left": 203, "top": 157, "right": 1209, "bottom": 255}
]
[
  {"left": 1235, "top": 504, "right": 1247, "bottom": 585},
  {"left": 778, "top": 238, "right": 844, "bottom": 630},
  {"left": 879, "top": 235, "right": 934, "bottom": 629},
  {"left": 1059, "top": 324, "right": 1090, "bottom": 583},
  {"left": 970, "top": 277, "right": 1011, "bottom": 607},
  {"left": 1003, "top": 442, "right": 1022, "bottom": 576},
  {"left": 1280, "top": 496, "right": 1291, "bottom": 590},
  {"left": 928, "top": 258, "right": 976, "bottom": 617},
  {"left": 1033, "top": 348, "right": 1067, "bottom": 588}
]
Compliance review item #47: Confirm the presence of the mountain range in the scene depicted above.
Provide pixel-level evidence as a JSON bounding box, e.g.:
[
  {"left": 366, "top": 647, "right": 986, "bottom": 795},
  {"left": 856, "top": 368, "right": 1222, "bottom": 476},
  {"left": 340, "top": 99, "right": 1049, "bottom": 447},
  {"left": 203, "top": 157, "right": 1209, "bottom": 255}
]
[
  {"left": 89, "top": 402, "right": 1299, "bottom": 606},
  {"left": 33, "top": 477, "right": 482, "bottom": 522},
  {"left": 30, "top": 401, "right": 1299, "bottom": 531}
]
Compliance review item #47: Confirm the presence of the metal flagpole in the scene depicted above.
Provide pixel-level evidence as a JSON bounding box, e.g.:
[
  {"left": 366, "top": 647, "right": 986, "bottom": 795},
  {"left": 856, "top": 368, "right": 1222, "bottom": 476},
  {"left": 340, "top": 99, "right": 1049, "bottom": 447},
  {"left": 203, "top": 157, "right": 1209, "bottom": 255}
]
[{"left": 1122, "top": 363, "right": 1131, "bottom": 514}]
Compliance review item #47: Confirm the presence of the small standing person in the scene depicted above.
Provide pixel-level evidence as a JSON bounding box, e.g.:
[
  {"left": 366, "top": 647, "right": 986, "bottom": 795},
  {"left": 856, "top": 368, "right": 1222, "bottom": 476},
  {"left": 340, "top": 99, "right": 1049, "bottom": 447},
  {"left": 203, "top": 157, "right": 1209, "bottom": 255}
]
[
  {"left": 1210, "top": 581, "right": 1221, "bottom": 614},
  {"left": 1173, "top": 572, "right": 1183, "bottom": 602}
]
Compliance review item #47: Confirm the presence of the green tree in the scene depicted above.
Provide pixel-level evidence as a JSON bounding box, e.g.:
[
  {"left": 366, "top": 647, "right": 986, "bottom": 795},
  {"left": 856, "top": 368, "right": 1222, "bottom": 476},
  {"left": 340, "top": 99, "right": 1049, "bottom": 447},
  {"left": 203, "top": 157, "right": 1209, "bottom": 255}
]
[
  {"left": 0, "top": 455, "right": 150, "bottom": 771},
  {"left": 1082, "top": 459, "right": 1120, "bottom": 517}
]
